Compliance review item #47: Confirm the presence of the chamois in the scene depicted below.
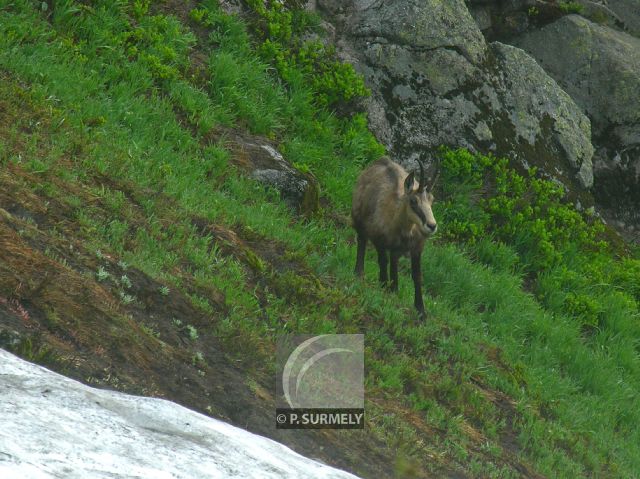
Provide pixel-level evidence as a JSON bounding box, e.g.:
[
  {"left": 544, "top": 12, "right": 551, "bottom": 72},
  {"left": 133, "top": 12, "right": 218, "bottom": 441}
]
[{"left": 351, "top": 157, "right": 437, "bottom": 316}]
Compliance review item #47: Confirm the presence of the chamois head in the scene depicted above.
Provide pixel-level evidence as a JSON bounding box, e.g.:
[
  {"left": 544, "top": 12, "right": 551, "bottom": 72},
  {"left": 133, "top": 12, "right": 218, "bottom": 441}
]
[{"left": 402, "top": 161, "right": 437, "bottom": 237}]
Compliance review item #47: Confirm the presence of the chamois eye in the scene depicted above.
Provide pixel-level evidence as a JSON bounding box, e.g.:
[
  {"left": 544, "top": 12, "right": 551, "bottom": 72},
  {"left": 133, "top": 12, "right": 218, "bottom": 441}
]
[{"left": 410, "top": 197, "right": 417, "bottom": 206}]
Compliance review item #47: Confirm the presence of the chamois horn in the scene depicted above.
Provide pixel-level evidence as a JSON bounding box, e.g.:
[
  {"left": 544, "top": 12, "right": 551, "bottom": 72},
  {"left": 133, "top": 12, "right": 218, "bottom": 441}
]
[{"left": 418, "top": 160, "right": 426, "bottom": 192}]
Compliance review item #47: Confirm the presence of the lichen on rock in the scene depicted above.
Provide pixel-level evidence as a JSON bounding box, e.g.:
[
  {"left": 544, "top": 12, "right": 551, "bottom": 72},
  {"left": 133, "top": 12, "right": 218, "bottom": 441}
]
[{"left": 318, "top": 0, "right": 595, "bottom": 189}]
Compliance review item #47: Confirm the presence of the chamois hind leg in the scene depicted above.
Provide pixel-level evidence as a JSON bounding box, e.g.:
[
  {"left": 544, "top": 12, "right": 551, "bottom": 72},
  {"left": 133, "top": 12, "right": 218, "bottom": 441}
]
[
  {"left": 355, "top": 232, "right": 366, "bottom": 278},
  {"left": 376, "top": 245, "right": 388, "bottom": 287},
  {"left": 389, "top": 251, "right": 399, "bottom": 292}
]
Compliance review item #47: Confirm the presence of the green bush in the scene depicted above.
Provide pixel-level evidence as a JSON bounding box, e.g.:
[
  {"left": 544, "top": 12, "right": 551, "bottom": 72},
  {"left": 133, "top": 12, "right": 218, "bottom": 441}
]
[
  {"left": 245, "top": 0, "right": 370, "bottom": 109},
  {"left": 439, "top": 148, "right": 605, "bottom": 271},
  {"left": 438, "top": 148, "right": 640, "bottom": 335}
]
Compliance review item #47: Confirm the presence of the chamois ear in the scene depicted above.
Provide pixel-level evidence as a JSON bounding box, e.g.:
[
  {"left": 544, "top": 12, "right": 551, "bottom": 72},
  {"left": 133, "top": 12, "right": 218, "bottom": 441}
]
[{"left": 404, "top": 172, "right": 416, "bottom": 194}]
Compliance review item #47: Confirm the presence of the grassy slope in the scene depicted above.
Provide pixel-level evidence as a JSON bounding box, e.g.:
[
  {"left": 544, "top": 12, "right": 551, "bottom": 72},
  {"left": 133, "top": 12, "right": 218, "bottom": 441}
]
[{"left": 0, "top": 1, "right": 639, "bottom": 478}]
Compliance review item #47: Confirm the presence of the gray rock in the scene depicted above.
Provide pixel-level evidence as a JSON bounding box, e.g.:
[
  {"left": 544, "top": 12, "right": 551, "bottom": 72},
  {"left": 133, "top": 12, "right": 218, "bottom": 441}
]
[
  {"left": 574, "top": 1, "right": 626, "bottom": 31},
  {"left": 490, "top": 42, "right": 595, "bottom": 187},
  {"left": 348, "top": 0, "right": 487, "bottom": 64},
  {"left": 514, "top": 15, "right": 640, "bottom": 136},
  {"left": 318, "top": 0, "right": 594, "bottom": 188},
  {"left": 469, "top": 0, "right": 535, "bottom": 39},
  {"left": 469, "top": 4, "right": 493, "bottom": 32},
  {"left": 465, "top": 0, "right": 565, "bottom": 41},
  {"left": 606, "top": 0, "right": 640, "bottom": 37},
  {"left": 514, "top": 14, "right": 640, "bottom": 221},
  {"left": 218, "top": 0, "right": 242, "bottom": 15},
  {"left": 228, "top": 133, "right": 319, "bottom": 215}
]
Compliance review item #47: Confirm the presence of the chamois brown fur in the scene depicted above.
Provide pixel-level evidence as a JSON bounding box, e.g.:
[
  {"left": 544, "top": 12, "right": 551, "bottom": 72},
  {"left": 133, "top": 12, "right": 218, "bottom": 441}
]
[{"left": 351, "top": 157, "right": 437, "bottom": 316}]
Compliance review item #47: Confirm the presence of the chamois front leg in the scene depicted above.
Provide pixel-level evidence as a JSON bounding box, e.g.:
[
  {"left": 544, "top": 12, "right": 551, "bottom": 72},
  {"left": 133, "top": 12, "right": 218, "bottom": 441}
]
[
  {"left": 411, "top": 252, "right": 425, "bottom": 317},
  {"left": 389, "top": 251, "right": 399, "bottom": 292},
  {"left": 355, "top": 233, "right": 366, "bottom": 278},
  {"left": 376, "top": 246, "right": 388, "bottom": 287}
]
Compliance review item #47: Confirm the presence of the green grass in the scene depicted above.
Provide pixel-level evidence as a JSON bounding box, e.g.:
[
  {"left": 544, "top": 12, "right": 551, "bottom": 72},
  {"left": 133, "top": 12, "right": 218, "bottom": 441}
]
[{"left": 1, "top": 0, "right": 639, "bottom": 477}]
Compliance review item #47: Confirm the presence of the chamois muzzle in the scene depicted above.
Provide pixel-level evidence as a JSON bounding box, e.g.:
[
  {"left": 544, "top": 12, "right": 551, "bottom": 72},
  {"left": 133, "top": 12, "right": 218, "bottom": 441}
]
[{"left": 419, "top": 220, "right": 437, "bottom": 236}]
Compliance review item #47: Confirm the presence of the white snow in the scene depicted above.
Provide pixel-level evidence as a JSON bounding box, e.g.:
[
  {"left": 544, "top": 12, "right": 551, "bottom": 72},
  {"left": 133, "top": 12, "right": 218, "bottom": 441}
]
[{"left": 0, "top": 349, "right": 360, "bottom": 479}]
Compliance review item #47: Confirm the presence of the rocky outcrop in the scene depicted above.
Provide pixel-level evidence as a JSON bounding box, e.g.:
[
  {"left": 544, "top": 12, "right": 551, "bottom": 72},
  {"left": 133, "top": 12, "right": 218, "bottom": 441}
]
[
  {"left": 605, "top": 0, "right": 640, "bottom": 37},
  {"left": 574, "top": 1, "right": 627, "bottom": 32},
  {"left": 491, "top": 42, "right": 595, "bottom": 187},
  {"left": 467, "top": 0, "right": 560, "bottom": 40},
  {"left": 466, "top": 0, "right": 634, "bottom": 41},
  {"left": 514, "top": 15, "right": 640, "bottom": 137},
  {"left": 514, "top": 14, "right": 640, "bottom": 224},
  {"left": 0, "top": 348, "right": 359, "bottom": 479},
  {"left": 318, "top": 0, "right": 594, "bottom": 188},
  {"left": 227, "top": 132, "right": 320, "bottom": 215}
]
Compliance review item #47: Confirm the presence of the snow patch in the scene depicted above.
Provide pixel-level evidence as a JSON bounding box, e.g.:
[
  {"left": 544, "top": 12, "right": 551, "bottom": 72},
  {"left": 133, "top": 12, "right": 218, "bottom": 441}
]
[{"left": 0, "top": 349, "right": 360, "bottom": 479}]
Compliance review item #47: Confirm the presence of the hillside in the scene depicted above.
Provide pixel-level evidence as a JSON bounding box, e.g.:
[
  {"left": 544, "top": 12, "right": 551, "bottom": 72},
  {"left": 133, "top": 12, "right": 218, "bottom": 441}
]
[{"left": 1, "top": 0, "right": 640, "bottom": 477}]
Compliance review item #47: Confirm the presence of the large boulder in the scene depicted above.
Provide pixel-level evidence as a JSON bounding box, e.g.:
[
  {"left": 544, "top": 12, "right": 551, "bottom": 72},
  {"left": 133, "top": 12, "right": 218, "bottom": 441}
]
[
  {"left": 489, "top": 42, "right": 594, "bottom": 188},
  {"left": 318, "top": 0, "right": 594, "bottom": 188},
  {"left": 605, "top": 0, "right": 640, "bottom": 37},
  {"left": 514, "top": 14, "right": 640, "bottom": 225},
  {"left": 467, "top": 0, "right": 630, "bottom": 41},
  {"left": 467, "top": 0, "right": 557, "bottom": 40}
]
